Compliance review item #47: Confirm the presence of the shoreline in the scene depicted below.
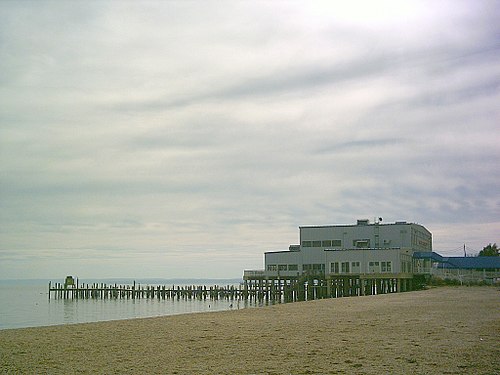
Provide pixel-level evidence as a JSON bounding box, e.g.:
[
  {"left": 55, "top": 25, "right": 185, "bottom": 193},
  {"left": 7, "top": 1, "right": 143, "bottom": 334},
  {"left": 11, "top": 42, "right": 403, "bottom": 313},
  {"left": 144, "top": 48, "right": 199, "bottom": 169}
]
[
  {"left": 0, "top": 298, "right": 259, "bottom": 333},
  {"left": 1, "top": 286, "right": 499, "bottom": 374}
]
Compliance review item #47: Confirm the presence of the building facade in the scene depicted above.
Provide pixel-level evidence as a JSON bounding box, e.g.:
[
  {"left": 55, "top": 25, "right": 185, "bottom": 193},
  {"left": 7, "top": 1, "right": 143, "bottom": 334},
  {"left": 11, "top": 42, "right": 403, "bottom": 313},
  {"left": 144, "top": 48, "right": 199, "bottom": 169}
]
[{"left": 246, "top": 219, "right": 432, "bottom": 279}]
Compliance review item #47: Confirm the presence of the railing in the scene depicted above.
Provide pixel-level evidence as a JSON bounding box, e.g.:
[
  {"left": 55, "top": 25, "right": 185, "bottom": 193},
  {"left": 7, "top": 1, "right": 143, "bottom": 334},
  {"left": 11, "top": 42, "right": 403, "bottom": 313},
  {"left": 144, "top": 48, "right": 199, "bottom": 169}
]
[
  {"left": 431, "top": 268, "right": 500, "bottom": 282},
  {"left": 243, "top": 270, "right": 266, "bottom": 277},
  {"left": 244, "top": 269, "right": 306, "bottom": 278}
]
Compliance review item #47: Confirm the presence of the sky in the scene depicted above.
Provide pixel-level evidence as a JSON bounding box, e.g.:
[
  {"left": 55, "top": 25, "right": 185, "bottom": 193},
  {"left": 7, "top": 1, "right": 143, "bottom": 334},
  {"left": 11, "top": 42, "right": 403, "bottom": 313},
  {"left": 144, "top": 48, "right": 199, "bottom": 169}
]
[{"left": 1, "top": 1, "right": 499, "bottom": 280}]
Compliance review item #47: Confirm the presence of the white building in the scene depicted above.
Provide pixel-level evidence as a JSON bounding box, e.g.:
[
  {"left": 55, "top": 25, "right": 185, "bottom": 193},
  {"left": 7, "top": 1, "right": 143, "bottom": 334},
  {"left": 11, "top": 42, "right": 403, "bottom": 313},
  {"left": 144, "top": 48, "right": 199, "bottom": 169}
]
[{"left": 245, "top": 219, "right": 432, "bottom": 279}]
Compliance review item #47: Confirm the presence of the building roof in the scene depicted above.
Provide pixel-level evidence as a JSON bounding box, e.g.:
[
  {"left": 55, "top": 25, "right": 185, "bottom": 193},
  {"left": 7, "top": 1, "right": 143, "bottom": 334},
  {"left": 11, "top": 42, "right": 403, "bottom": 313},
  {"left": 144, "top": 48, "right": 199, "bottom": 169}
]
[
  {"left": 445, "top": 256, "right": 500, "bottom": 269},
  {"left": 414, "top": 252, "right": 500, "bottom": 269},
  {"left": 299, "top": 220, "right": 417, "bottom": 229}
]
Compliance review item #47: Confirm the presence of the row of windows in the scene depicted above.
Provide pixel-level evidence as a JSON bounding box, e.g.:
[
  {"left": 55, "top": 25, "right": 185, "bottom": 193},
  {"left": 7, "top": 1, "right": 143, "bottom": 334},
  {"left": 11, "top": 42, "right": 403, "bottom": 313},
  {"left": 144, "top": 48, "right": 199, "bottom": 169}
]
[
  {"left": 303, "top": 237, "right": 429, "bottom": 250},
  {"left": 303, "top": 264, "right": 325, "bottom": 271},
  {"left": 332, "top": 261, "right": 392, "bottom": 273},
  {"left": 301, "top": 239, "right": 388, "bottom": 249},
  {"left": 368, "top": 261, "right": 392, "bottom": 272},
  {"left": 302, "top": 240, "right": 342, "bottom": 248},
  {"left": 267, "top": 261, "right": 394, "bottom": 274},
  {"left": 267, "top": 264, "right": 298, "bottom": 271},
  {"left": 267, "top": 263, "right": 326, "bottom": 272}
]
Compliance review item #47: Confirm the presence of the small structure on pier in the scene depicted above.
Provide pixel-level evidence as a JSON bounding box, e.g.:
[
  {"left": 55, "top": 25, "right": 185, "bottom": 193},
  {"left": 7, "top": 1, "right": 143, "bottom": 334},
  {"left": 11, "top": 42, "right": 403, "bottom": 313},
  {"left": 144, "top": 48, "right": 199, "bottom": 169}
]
[
  {"left": 243, "top": 219, "right": 434, "bottom": 300},
  {"left": 64, "top": 276, "right": 75, "bottom": 288}
]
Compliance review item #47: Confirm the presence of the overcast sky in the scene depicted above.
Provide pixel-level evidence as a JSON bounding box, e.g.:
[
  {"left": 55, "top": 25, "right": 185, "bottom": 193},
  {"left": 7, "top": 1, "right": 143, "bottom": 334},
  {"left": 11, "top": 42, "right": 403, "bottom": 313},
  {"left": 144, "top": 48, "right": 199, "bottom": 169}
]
[{"left": 1, "top": 1, "right": 499, "bottom": 280}]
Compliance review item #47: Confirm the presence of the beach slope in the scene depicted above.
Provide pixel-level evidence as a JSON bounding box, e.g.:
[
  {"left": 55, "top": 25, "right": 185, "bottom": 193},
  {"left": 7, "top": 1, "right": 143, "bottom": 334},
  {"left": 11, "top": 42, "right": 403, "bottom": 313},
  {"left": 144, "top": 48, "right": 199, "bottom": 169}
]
[{"left": 1, "top": 286, "right": 499, "bottom": 374}]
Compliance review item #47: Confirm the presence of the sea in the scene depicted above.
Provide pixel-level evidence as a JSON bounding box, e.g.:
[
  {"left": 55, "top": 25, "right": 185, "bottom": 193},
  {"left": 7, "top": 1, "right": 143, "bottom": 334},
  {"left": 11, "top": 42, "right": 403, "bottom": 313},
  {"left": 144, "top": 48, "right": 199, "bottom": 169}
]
[{"left": 0, "top": 278, "right": 255, "bottom": 330}]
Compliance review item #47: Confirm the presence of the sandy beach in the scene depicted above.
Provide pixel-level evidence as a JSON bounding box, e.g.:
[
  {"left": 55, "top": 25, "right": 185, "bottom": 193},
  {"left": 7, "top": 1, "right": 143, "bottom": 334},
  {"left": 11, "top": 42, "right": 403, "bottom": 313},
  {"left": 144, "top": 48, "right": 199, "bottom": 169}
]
[{"left": 1, "top": 286, "right": 499, "bottom": 374}]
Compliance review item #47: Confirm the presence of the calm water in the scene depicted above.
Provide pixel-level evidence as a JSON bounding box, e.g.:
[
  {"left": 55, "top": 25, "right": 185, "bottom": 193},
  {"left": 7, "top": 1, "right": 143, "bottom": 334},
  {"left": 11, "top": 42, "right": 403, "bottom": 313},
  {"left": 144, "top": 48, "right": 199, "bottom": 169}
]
[{"left": 0, "top": 279, "right": 252, "bottom": 330}]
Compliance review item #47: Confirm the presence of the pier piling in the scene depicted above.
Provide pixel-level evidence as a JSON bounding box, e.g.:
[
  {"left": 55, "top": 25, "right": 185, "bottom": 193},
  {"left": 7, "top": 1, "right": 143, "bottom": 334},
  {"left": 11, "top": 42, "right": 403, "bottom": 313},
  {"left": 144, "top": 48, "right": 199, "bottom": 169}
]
[{"left": 49, "top": 274, "right": 419, "bottom": 303}]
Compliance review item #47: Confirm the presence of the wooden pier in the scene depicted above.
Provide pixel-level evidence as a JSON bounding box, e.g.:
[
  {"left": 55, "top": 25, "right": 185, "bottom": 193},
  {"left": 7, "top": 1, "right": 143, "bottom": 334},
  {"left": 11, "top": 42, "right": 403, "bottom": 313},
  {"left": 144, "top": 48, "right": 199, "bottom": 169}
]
[
  {"left": 243, "top": 273, "right": 422, "bottom": 303},
  {"left": 48, "top": 280, "right": 243, "bottom": 301},
  {"left": 49, "top": 273, "right": 423, "bottom": 303}
]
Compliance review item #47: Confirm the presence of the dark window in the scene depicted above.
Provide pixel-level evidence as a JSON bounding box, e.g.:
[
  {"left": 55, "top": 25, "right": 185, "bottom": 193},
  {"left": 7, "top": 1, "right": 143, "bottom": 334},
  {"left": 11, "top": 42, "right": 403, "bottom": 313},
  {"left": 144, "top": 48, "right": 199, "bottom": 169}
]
[
  {"left": 330, "top": 262, "right": 339, "bottom": 273},
  {"left": 341, "top": 262, "right": 350, "bottom": 273},
  {"left": 354, "top": 239, "right": 370, "bottom": 248}
]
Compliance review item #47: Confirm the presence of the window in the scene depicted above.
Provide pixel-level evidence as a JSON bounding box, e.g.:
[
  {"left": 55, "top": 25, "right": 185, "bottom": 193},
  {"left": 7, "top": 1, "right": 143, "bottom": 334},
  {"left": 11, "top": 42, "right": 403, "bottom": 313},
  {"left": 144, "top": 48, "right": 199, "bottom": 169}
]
[
  {"left": 351, "top": 261, "right": 360, "bottom": 273},
  {"left": 302, "top": 241, "right": 312, "bottom": 247},
  {"left": 401, "top": 261, "right": 412, "bottom": 273},
  {"left": 381, "top": 261, "right": 392, "bottom": 273},
  {"left": 368, "top": 261, "right": 380, "bottom": 273},
  {"left": 324, "top": 240, "right": 342, "bottom": 248},
  {"left": 288, "top": 264, "right": 298, "bottom": 271},
  {"left": 312, "top": 264, "right": 325, "bottom": 271},
  {"left": 304, "top": 264, "right": 324, "bottom": 273},
  {"left": 312, "top": 241, "right": 322, "bottom": 247},
  {"left": 354, "top": 239, "right": 370, "bottom": 248},
  {"left": 278, "top": 264, "right": 287, "bottom": 271},
  {"left": 330, "top": 262, "right": 339, "bottom": 273},
  {"left": 332, "top": 240, "right": 342, "bottom": 247},
  {"left": 341, "top": 262, "right": 350, "bottom": 273},
  {"left": 267, "top": 265, "right": 277, "bottom": 271}
]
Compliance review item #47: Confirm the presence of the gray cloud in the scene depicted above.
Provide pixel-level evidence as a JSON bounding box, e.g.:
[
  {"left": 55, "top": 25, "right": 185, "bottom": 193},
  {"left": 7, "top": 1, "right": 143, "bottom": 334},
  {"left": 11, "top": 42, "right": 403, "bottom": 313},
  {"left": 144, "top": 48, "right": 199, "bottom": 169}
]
[{"left": 1, "top": 1, "right": 499, "bottom": 278}]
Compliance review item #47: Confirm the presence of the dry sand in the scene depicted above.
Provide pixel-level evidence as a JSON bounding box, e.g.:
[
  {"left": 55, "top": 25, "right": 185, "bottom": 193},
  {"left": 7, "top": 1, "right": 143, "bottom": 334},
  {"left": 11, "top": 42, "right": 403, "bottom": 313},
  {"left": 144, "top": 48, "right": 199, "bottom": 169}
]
[{"left": 1, "top": 286, "right": 499, "bottom": 374}]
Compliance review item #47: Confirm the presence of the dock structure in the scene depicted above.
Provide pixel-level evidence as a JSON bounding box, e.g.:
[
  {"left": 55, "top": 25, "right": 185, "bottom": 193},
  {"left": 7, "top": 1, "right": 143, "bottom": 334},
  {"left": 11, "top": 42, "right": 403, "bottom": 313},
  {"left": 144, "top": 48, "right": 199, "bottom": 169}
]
[
  {"left": 49, "top": 275, "right": 415, "bottom": 303},
  {"left": 48, "top": 281, "right": 242, "bottom": 301},
  {"left": 243, "top": 271, "right": 418, "bottom": 303}
]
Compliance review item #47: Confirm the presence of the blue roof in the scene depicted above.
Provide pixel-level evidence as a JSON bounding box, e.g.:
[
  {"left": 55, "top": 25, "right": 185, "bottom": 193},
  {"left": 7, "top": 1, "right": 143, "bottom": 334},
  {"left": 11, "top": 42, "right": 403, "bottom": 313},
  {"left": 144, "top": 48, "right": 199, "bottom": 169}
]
[
  {"left": 445, "top": 257, "right": 500, "bottom": 269},
  {"left": 413, "top": 252, "right": 500, "bottom": 269}
]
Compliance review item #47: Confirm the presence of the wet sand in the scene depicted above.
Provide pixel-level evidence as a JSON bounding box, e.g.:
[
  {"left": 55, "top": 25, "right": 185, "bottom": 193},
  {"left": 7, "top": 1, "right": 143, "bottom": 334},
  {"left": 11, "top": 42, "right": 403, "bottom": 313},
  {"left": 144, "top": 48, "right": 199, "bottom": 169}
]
[{"left": 1, "top": 286, "right": 499, "bottom": 374}]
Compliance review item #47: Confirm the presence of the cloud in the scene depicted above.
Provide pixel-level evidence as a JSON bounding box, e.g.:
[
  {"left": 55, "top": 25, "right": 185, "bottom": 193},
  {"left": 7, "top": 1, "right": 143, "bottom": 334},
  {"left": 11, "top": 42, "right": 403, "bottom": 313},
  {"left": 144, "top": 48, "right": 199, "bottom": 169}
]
[{"left": 0, "top": 1, "right": 499, "bottom": 279}]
